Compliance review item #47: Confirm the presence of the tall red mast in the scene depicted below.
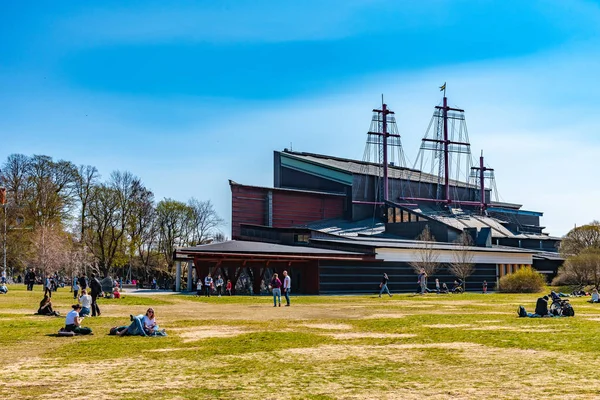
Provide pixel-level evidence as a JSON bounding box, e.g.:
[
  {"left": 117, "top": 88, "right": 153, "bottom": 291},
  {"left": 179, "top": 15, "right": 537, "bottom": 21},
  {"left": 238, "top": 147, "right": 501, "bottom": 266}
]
[
  {"left": 370, "top": 101, "right": 395, "bottom": 202},
  {"left": 442, "top": 96, "right": 450, "bottom": 203}
]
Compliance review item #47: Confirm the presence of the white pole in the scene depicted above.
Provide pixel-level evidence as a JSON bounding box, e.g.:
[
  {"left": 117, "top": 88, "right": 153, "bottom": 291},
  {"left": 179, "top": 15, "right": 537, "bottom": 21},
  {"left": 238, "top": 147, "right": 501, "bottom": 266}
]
[
  {"left": 187, "top": 261, "right": 193, "bottom": 292},
  {"left": 175, "top": 261, "right": 181, "bottom": 292}
]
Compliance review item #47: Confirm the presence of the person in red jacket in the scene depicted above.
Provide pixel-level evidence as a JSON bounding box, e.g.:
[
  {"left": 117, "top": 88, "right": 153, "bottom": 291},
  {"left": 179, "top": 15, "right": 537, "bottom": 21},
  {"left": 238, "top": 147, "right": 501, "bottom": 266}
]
[
  {"left": 226, "top": 280, "right": 232, "bottom": 296},
  {"left": 270, "top": 273, "right": 282, "bottom": 307}
]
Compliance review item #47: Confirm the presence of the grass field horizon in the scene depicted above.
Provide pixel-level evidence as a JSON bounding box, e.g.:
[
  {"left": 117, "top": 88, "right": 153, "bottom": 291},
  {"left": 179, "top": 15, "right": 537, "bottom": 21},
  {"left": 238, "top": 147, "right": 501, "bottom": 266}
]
[{"left": 1, "top": 284, "right": 600, "bottom": 399}]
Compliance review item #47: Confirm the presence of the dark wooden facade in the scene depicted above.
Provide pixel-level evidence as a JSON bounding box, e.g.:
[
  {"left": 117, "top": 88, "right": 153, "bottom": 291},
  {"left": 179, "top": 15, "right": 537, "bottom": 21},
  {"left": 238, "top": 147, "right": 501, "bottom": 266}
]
[{"left": 230, "top": 181, "right": 346, "bottom": 239}]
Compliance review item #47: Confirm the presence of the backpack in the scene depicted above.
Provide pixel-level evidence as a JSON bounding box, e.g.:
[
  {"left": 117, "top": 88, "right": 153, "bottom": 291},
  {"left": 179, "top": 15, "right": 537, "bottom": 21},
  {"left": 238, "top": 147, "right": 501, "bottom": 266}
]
[{"left": 518, "top": 306, "right": 527, "bottom": 318}]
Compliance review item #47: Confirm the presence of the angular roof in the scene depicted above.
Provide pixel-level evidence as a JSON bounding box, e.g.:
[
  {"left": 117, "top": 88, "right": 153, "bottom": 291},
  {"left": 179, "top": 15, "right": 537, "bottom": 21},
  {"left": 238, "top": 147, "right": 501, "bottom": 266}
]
[
  {"left": 176, "top": 240, "right": 366, "bottom": 256},
  {"left": 281, "top": 150, "right": 477, "bottom": 189},
  {"left": 229, "top": 180, "right": 345, "bottom": 197},
  {"left": 300, "top": 217, "right": 386, "bottom": 237},
  {"left": 310, "top": 236, "right": 536, "bottom": 254}
]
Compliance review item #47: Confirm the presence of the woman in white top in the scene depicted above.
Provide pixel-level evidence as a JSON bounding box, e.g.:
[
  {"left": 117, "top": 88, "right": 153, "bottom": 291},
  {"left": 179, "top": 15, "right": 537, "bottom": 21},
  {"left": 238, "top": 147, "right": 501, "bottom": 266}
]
[
  {"left": 79, "top": 290, "right": 92, "bottom": 316},
  {"left": 64, "top": 304, "right": 92, "bottom": 335},
  {"left": 143, "top": 308, "right": 158, "bottom": 334}
]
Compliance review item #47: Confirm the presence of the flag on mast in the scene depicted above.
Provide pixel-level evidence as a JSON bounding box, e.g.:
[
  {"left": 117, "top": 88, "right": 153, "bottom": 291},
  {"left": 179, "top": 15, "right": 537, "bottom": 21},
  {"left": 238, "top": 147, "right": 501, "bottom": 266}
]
[{"left": 439, "top": 82, "right": 446, "bottom": 91}]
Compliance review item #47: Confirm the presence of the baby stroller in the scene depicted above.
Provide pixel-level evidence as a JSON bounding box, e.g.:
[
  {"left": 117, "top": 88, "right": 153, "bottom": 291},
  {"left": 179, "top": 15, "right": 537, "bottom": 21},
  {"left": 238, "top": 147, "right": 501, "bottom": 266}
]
[{"left": 550, "top": 292, "right": 575, "bottom": 317}]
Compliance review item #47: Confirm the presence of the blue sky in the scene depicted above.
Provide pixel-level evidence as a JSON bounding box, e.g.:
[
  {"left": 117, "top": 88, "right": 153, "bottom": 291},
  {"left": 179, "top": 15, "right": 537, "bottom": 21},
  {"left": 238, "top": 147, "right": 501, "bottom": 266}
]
[{"left": 2, "top": 0, "right": 600, "bottom": 236}]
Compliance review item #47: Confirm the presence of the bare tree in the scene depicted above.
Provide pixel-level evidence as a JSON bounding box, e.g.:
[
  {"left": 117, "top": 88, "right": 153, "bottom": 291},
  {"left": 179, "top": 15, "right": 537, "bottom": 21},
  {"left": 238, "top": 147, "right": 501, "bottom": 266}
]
[
  {"left": 188, "top": 199, "right": 224, "bottom": 245},
  {"left": 1, "top": 154, "right": 31, "bottom": 208},
  {"left": 449, "top": 233, "right": 476, "bottom": 290},
  {"left": 156, "top": 199, "right": 194, "bottom": 273},
  {"left": 129, "top": 187, "right": 158, "bottom": 270},
  {"left": 75, "top": 165, "right": 100, "bottom": 242},
  {"left": 560, "top": 221, "right": 600, "bottom": 257},
  {"left": 28, "top": 226, "right": 71, "bottom": 274},
  {"left": 25, "top": 155, "right": 78, "bottom": 228},
  {"left": 213, "top": 232, "right": 227, "bottom": 243},
  {"left": 409, "top": 225, "right": 440, "bottom": 276},
  {"left": 559, "top": 248, "right": 600, "bottom": 289}
]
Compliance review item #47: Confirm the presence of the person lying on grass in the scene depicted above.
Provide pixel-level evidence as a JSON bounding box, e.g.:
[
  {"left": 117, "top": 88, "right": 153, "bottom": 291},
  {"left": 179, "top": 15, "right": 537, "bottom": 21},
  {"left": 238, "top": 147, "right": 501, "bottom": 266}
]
[
  {"left": 113, "top": 308, "right": 166, "bottom": 337},
  {"left": 37, "top": 295, "right": 60, "bottom": 316},
  {"left": 63, "top": 304, "right": 92, "bottom": 335}
]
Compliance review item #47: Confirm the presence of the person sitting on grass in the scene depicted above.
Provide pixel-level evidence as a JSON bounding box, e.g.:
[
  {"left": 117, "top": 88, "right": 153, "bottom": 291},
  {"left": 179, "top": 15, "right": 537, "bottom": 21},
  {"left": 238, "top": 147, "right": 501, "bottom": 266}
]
[
  {"left": 63, "top": 304, "right": 92, "bottom": 335},
  {"left": 115, "top": 308, "right": 166, "bottom": 337},
  {"left": 0, "top": 283, "right": 7, "bottom": 294},
  {"left": 440, "top": 283, "right": 449, "bottom": 294},
  {"left": 589, "top": 288, "right": 599, "bottom": 303},
  {"left": 79, "top": 289, "right": 92, "bottom": 316},
  {"left": 113, "top": 287, "right": 121, "bottom": 299},
  {"left": 535, "top": 295, "right": 551, "bottom": 317},
  {"left": 519, "top": 295, "right": 553, "bottom": 318},
  {"left": 37, "top": 295, "right": 60, "bottom": 316}
]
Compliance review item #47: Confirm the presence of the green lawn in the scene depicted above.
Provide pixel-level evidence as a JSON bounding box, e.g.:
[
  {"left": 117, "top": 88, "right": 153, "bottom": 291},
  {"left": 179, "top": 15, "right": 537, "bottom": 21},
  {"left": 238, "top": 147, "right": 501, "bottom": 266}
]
[{"left": 1, "top": 284, "right": 599, "bottom": 399}]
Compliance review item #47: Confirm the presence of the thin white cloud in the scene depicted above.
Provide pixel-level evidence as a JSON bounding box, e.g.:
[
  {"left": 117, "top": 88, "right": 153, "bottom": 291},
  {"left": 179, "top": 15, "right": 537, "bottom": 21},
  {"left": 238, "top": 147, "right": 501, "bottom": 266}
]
[{"left": 55, "top": 0, "right": 600, "bottom": 45}]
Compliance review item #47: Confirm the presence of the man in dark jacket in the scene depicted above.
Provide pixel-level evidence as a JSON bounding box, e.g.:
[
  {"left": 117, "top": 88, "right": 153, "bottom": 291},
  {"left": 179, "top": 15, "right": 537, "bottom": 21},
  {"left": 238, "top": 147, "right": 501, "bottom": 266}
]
[
  {"left": 535, "top": 295, "right": 549, "bottom": 316},
  {"left": 89, "top": 274, "right": 102, "bottom": 317}
]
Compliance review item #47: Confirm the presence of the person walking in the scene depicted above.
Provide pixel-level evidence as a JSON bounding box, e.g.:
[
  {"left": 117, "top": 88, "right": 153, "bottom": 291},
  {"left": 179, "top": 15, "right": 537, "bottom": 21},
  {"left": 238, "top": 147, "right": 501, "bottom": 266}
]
[
  {"left": 89, "top": 274, "right": 102, "bottom": 317},
  {"left": 282, "top": 270, "right": 291, "bottom": 306},
  {"left": 418, "top": 269, "right": 428, "bottom": 295},
  {"left": 72, "top": 278, "right": 79, "bottom": 300},
  {"left": 29, "top": 269, "right": 36, "bottom": 291},
  {"left": 482, "top": 280, "right": 488, "bottom": 294},
  {"left": 215, "top": 275, "right": 224, "bottom": 297},
  {"left": 379, "top": 273, "right": 392, "bottom": 297},
  {"left": 44, "top": 276, "right": 52, "bottom": 298},
  {"left": 78, "top": 274, "right": 88, "bottom": 292},
  {"left": 204, "top": 274, "right": 213, "bottom": 297},
  {"left": 270, "top": 273, "right": 282, "bottom": 307},
  {"left": 435, "top": 278, "right": 441, "bottom": 294},
  {"left": 226, "top": 280, "right": 232, "bottom": 296}
]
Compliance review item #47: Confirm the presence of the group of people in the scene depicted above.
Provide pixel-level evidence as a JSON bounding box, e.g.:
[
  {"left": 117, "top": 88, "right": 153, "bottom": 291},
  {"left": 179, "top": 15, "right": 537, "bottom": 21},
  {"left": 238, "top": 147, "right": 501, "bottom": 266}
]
[
  {"left": 196, "top": 274, "right": 232, "bottom": 297},
  {"left": 417, "top": 269, "right": 472, "bottom": 295},
  {"left": 377, "top": 271, "right": 480, "bottom": 297},
  {"left": 73, "top": 274, "right": 103, "bottom": 316},
  {"left": 269, "top": 271, "right": 291, "bottom": 307},
  {"left": 61, "top": 305, "right": 166, "bottom": 337},
  {"left": 519, "top": 291, "right": 575, "bottom": 317}
]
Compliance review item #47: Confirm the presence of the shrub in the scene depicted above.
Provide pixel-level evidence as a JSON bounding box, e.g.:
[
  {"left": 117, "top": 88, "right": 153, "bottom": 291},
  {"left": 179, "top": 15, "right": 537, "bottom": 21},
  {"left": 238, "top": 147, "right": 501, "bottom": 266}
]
[{"left": 498, "top": 266, "right": 546, "bottom": 293}]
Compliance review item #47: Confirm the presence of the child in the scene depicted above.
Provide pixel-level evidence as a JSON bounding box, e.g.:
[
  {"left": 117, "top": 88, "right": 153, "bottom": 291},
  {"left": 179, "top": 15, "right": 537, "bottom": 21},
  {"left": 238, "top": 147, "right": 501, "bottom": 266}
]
[
  {"left": 196, "top": 279, "right": 202, "bottom": 296},
  {"left": 226, "top": 280, "right": 232, "bottom": 296},
  {"left": 113, "top": 287, "right": 121, "bottom": 299},
  {"left": 482, "top": 280, "right": 488, "bottom": 294}
]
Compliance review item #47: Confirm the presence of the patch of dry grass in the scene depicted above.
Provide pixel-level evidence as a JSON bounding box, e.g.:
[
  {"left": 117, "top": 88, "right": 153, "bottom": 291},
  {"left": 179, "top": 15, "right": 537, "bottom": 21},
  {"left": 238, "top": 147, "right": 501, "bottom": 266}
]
[{"left": 2, "top": 285, "right": 600, "bottom": 399}]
